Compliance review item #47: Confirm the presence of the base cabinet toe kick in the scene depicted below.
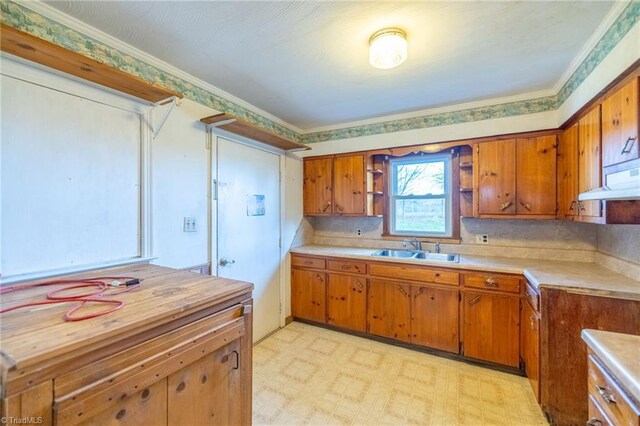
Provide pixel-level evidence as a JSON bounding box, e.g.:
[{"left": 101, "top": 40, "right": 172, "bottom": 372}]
[{"left": 291, "top": 253, "right": 640, "bottom": 426}]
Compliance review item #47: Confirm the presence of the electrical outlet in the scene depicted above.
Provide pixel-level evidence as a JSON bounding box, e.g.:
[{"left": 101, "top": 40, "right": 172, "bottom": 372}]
[
  {"left": 475, "top": 234, "right": 489, "bottom": 244},
  {"left": 356, "top": 229, "right": 363, "bottom": 236},
  {"left": 183, "top": 217, "right": 197, "bottom": 232}
]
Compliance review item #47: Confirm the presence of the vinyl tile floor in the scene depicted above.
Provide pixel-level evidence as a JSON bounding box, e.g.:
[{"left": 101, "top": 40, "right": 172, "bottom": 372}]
[{"left": 253, "top": 322, "right": 547, "bottom": 426}]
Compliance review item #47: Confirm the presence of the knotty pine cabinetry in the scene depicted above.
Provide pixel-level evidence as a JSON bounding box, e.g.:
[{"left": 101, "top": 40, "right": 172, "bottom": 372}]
[
  {"left": 477, "top": 136, "right": 557, "bottom": 218},
  {"left": 520, "top": 282, "right": 541, "bottom": 402},
  {"left": 0, "top": 265, "right": 254, "bottom": 426},
  {"left": 461, "top": 272, "right": 521, "bottom": 368},
  {"left": 557, "top": 107, "right": 604, "bottom": 222},
  {"left": 291, "top": 254, "right": 522, "bottom": 365},
  {"left": 303, "top": 154, "right": 366, "bottom": 216},
  {"left": 601, "top": 77, "right": 639, "bottom": 167}
]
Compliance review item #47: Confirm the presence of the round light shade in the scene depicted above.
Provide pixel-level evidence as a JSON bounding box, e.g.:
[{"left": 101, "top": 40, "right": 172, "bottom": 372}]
[{"left": 369, "top": 28, "right": 407, "bottom": 70}]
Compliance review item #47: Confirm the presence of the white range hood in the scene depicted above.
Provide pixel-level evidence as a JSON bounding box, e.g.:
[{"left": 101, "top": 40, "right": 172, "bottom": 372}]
[{"left": 578, "top": 165, "right": 640, "bottom": 201}]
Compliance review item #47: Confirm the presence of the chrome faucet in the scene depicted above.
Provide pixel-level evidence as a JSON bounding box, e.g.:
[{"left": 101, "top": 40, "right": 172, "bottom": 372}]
[
  {"left": 403, "top": 238, "right": 422, "bottom": 251},
  {"left": 435, "top": 242, "right": 441, "bottom": 253}
]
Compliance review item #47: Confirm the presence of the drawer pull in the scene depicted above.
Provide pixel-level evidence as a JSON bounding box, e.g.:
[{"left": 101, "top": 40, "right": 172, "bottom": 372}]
[
  {"left": 355, "top": 280, "right": 364, "bottom": 290},
  {"left": 485, "top": 277, "right": 499, "bottom": 288},
  {"left": 499, "top": 201, "right": 513, "bottom": 211},
  {"left": 594, "top": 385, "right": 616, "bottom": 405},
  {"left": 397, "top": 285, "right": 408, "bottom": 297},
  {"left": 586, "top": 418, "right": 602, "bottom": 426},
  {"left": 621, "top": 136, "right": 636, "bottom": 155},
  {"left": 304, "top": 260, "right": 313, "bottom": 265},
  {"left": 342, "top": 265, "right": 351, "bottom": 270},
  {"left": 469, "top": 296, "right": 481, "bottom": 305},
  {"left": 413, "top": 287, "right": 425, "bottom": 298}
]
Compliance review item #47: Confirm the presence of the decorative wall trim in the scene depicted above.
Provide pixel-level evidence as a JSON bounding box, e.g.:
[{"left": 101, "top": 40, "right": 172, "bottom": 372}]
[{"left": 2, "top": 0, "right": 638, "bottom": 145}]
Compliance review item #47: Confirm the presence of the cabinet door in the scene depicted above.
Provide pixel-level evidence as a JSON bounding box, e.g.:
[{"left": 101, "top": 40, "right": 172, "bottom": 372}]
[
  {"left": 520, "top": 300, "right": 540, "bottom": 402},
  {"left": 303, "top": 157, "right": 333, "bottom": 215},
  {"left": 333, "top": 154, "right": 366, "bottom": 215},
  {"left": 578, "top": 107, "right": 603, "bottom": 218},
  {"left": 557, "top": 124, "right": 580, "bottom": 218},
  {"left": 411, "top": 285, "right": 459, "bottom": 353},
  {"left": 327, "top": 273, "right": 366, "bottom": 332},
  {"left": 602, "top": 78, "right": 639, "bottom": 167},
  {"left": 291, "top": 269, "right": 326, "bottom": 323},
  {"left": 367, "top": 279, "right": 411, "bottom": 342},
  {"left": 462, "top": 291, "right": 519, "bottom": 367},
  {"left": 168, "top": 339, "right": 242, "bottom": 426},
  {"left": 516, "top": 136, "right": 557, "bottom": 215},
  {"left": 478, "top": 140, "right": 516, "bottom": 215}
]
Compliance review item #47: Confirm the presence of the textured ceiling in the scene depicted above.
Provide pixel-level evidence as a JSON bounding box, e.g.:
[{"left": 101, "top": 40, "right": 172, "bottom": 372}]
[{"left": 45, "top": 1, "right": 615, "bottom": 129}]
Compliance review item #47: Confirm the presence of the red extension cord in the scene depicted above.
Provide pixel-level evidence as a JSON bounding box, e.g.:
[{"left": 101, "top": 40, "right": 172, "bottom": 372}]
[{"left": 0, "top": 276, "right": 142, "bottom": 321}]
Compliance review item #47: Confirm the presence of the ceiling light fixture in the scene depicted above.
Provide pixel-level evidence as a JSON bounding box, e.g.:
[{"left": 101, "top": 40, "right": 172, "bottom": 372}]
[{"left": 369, "top": 28, "right": 407, "bottom": 70}]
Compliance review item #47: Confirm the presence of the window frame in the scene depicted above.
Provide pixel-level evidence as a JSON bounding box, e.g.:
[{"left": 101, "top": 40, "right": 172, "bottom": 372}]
[{"left": 388, "top": 153, "right": 454, "bottom": 237}]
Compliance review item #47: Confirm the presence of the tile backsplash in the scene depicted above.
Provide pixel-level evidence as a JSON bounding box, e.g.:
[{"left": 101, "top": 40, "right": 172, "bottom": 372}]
[{"left": 304, "top": 216, "right": 599, "bottom": 262}]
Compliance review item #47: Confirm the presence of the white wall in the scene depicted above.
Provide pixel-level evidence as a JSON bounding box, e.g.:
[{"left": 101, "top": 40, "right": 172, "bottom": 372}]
[{"left": 150, "top": 99, "right": 217, "bottom": 269}]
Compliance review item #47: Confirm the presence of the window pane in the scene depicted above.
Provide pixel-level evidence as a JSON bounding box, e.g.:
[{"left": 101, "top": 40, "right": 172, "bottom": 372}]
[
  {"left": 394, "top": 198, "right": 446, "bottom": 234},
  {"left": 394, "top": 161, "right": 445, "bottom": 196}
]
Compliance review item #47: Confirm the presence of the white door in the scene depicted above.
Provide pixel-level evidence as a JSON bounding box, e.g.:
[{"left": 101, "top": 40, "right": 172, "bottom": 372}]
[{"left": 216, "top": 136, "right": 281, "bottom": 342}]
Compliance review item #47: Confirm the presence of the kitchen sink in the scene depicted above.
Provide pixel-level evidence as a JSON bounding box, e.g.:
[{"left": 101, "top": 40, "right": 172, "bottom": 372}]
[
  {"left": 371, "top": 249, "right": 459, "bottom": 262},
  {"left": 371, "top": 249, "right": 416, "bottom": 258},
  {"left": 412, "top": 252, "right": 459, "bottom": 262}
]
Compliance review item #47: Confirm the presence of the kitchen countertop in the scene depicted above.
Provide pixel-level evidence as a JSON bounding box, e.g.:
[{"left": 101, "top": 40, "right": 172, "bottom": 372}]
[
  {"left": 581, "top": 329, "right": 640, "bottom": 404},
  {"left": 290, "top": 245, "right": 640, "bottom": 300}
]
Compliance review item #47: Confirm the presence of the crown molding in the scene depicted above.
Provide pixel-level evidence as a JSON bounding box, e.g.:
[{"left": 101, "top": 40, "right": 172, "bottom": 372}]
[
  {"left": 12, "top": 0, "right": 306, "bottom": 135},
  {"left": 552, "top": 0, "right": 630, "bottom": 94}
]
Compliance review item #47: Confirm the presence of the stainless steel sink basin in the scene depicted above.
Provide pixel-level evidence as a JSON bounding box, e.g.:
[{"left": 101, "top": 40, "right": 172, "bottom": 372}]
[
  {"left": 371, "top": 249, "right": 459, "bottom": 262},
  {"left": 371, "top": 249, "right": 416, "bottom": 258},
  {"left": 413, "top": 252, "right": 459, "bottom": 262}
]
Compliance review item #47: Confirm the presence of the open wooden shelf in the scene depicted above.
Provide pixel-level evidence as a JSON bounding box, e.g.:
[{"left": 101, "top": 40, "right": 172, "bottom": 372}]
[
  {"left": 0, "top": 24, "right": 182, "bottom": 103},
  {"left": 200, "top": 113, "right": 309, "bottom": 152},
  {"left": 459, "top": 188, "right": 474, "bottom": 193},
  {"left": 367, "top": 169, "right": 384, "bottom": 174},
  {"left": 367, "top": 191, "right": 384, "bottom": 195},
  {"left": 459, "top": 162, "right": 473, "bottom": 169}
]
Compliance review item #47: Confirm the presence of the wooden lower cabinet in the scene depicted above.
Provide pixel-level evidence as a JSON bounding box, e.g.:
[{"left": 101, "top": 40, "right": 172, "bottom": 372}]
[
  {"left": 291, "top": 268, "right": 326, "bottom": 323},
  {"left": 0, "top": 265, "right": 253, "bottom": 426},
  {"left": 411, "top": 285, "right": 459, "bottom": 353},
  {"left": 327, "top": 273, "right": 367, "bottom": 332},
  {"left": 520, "top": 297, "right": 540, "bottom": 402},
  {"left": 462, "top": 291, "right": 520, "bottom": 367},
  {"left": 368, "top": 279, "right": 411, "bottom": 342}
]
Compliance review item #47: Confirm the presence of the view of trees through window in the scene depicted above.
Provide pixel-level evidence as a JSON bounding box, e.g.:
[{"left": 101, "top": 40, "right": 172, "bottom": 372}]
[{"left": 391, "top": 158, "right": 450, "bottom": 235}]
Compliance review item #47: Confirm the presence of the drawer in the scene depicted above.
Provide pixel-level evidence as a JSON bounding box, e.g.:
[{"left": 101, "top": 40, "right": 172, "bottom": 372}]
[
  {"left": 588, "top": 354, "right": 640, "bottom": 426},
  {"left": 54, "top": 303, "right": 249, "bottom": 425},
  {"left": 589, "top": 394, "right": 615, "bottom": 426},
  {"left": 525, "top": 281, "right": 539, "bottom": 312},
  {"left": 327, "top": 259, "right": 367, "bottom": 275},
  {"left": 292, "top": 255, "right": 326, "bottom": 270},
  {"left": 462, "top": 273, "right": 521, "bottom": 294},
  {"left": 369, "top": 263, "right": 459, "bottom": 286}
]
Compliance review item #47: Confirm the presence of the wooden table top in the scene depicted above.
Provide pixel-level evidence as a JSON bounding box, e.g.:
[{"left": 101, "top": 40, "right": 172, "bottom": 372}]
[{"left": 0, "top": 264, "right": 253, "bottom": 374}]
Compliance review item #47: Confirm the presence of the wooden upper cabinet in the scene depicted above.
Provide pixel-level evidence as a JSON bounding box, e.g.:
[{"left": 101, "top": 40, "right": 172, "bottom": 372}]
[
  {"left": 557, "top": 124, "right": 580, "bottom": 218},
  {"left": 478, "top": 139, "right": 517, "bottom": 215},
  {"left": 516, "top": 136, "right": 557, "bottom": 215},
  {"left": 333, "top": 154, "right": 366, "bottom": 215},
  {"left": 602, "top": 77, "right": 639, "bottom": 167},
  {"left": 303, "top": 157, "right": 333, "bottom": 215},
  {"left": 578, "top": 106, "right": 603, "bottom": 218},
  {"left": 303, "top": 154, "right": 366, "bottom": 216}
]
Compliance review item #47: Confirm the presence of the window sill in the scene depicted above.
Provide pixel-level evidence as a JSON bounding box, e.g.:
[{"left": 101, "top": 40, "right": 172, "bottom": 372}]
[{"left": 379, "top": 234, "right": 461, "bottom": 244}]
